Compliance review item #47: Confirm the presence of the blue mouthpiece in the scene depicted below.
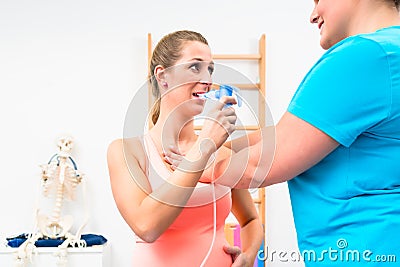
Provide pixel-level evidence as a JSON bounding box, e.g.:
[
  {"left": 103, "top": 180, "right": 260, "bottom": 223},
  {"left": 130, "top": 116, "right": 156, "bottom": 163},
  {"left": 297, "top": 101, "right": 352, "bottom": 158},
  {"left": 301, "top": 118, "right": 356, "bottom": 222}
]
[{"left": 199, "top": 84, "right": 242, "bottom": 107}]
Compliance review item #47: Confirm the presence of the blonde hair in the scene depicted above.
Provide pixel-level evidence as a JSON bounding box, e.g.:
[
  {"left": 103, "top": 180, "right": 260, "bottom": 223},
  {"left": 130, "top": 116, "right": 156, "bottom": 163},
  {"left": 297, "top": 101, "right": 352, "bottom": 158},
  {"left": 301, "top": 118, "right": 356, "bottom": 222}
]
[
  {"left": 384, "top": 0, "right": 399, "bottom": 9},
  {"left": 149, "top": 30, "right": 208, "bottom": 124}
]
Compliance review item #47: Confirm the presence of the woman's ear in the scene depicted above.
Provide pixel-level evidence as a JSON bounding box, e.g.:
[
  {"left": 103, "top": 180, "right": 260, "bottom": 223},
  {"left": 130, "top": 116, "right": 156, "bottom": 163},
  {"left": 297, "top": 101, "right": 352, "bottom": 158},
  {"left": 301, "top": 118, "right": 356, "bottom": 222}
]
[{"left": 154, "top": 65, "right": 168, "bottom": 88}]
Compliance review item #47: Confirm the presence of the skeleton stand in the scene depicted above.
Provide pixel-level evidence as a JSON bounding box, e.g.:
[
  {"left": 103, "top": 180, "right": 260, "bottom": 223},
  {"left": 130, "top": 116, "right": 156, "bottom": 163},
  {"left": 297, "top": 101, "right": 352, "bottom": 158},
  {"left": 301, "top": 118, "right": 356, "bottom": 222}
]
[{"left": 15, "top": 137, "right": 89, "bottom": 267}]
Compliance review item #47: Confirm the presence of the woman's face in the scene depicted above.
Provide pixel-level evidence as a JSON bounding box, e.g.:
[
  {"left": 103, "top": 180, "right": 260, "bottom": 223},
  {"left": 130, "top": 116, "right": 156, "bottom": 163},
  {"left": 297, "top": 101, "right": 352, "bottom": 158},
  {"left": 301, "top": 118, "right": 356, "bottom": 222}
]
[
  {"left": 162, "top": 41, "right": 214, "bottom": 117},
  {"left": 310, "top": 0, "right": 357, "bottom": 49}
]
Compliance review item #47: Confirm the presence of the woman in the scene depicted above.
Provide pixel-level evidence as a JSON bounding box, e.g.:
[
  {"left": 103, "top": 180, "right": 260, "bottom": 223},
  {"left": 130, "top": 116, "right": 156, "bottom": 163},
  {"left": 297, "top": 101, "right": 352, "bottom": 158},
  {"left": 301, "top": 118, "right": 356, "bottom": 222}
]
[
  {"left": 107, "top": 30, "right": 263, "bottom": 266},
  {"left": 169, "top": 1, "right": 400, "bottom": 266}
]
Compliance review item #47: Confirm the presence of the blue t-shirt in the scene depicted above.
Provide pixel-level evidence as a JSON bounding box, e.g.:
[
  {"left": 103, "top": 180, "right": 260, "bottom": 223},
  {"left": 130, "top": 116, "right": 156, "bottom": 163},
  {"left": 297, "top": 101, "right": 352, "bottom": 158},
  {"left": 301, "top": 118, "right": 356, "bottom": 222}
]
[{"left": 287, "top": 26, "right": 400, "bottom": 266}]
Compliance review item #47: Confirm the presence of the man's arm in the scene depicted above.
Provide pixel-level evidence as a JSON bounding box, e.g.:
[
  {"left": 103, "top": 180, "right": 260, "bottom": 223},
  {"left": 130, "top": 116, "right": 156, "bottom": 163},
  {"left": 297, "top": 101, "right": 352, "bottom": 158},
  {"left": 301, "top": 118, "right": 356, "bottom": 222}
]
[{"left": 215, "top": 112, "right": 339, "bottom": 188}]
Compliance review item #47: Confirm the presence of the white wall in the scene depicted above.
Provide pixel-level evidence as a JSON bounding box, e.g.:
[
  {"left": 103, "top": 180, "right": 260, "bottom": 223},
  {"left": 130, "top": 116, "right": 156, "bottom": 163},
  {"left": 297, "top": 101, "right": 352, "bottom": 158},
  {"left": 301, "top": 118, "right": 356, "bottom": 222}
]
[{"left": 0, "top": 0, "right": 324, "bottom": 266}]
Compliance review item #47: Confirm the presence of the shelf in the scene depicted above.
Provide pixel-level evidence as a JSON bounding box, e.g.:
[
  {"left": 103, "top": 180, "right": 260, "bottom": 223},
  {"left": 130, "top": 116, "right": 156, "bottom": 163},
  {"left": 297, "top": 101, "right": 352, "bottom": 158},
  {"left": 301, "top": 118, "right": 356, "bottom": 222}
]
[
  {"left": 211, "top": 83, "right": 260, "bottom": 90},
  {"left": 0, "top": 243, "right": 110, "bottom": 267},
  {"left": 213, "top": 54, "right": 262, "bottom": 60}
]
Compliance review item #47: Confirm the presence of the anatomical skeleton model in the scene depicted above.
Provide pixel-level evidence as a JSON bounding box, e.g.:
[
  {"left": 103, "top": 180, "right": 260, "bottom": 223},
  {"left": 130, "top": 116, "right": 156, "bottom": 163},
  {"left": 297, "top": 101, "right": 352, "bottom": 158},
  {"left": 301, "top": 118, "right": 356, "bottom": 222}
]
[{"left": 15, "top": 137, "right": 88, "bottom": 267}]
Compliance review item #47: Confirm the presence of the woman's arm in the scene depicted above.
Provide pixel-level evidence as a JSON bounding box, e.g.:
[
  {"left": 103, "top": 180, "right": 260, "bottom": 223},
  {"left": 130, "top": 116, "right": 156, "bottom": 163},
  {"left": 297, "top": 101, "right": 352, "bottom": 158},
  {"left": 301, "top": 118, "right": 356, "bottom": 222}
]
[
  {"left": 228, "top": 189, "right": 263, "bottom": 266},
  {"left": 107, "top": 97, "right": 236, "bottom": 242},
  {"left": 108, "top": 97, "right": 237, "bottom": 242},
  {"left": 108, "top": 137, "right": 215, "bottom": 243}
]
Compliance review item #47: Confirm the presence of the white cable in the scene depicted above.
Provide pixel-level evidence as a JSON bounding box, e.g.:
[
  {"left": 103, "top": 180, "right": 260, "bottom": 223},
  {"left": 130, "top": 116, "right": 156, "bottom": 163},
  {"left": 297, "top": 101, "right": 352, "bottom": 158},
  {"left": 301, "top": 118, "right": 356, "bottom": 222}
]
[{"left": 199, "top": 181, "right": 217, "bottom": 267}]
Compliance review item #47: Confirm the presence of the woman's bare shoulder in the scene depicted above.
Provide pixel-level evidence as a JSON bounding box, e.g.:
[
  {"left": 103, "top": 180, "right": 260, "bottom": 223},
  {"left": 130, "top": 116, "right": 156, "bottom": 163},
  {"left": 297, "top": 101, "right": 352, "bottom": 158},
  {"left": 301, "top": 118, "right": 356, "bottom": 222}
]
[
  {"left": 108, "top": 137, "right": 143, "bottom": 153},
  {"left": 107, "top": 137, "right": 147, "bottom": 171}
]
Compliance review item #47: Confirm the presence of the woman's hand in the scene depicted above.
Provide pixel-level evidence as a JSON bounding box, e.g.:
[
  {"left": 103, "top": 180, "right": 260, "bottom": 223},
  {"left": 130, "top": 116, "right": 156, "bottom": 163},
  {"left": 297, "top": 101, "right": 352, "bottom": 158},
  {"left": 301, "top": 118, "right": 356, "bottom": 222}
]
[
  {"left": 164, "top": 145, "right": 217, "bottom": 183},
  {"left": 163, "top": 145, "right": 185, "bottom": 171},
  {"left": 164, "top": 96, "right": 237, "bottom": 168},
  {"left": 223, "top": 245, "right": 252, "bottom": 267},
  {"left": 197, "top": 95, "right": 237, "bottom": 152}
]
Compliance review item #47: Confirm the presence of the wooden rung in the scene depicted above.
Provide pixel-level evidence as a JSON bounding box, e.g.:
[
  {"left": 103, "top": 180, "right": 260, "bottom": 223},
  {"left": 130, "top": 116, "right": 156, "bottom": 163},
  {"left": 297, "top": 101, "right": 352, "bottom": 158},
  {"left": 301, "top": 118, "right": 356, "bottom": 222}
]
[
  {"left": 235, "top": 125, "right": 260, "bottom": 131},
  {"left": 253, "top": 199, "right": 262, "bottom": 204},
  {"left": 194, "top": 125, "right": 260, "bottom": 131},
  {"left": 212, "top": 54, "right": 261, "bottom": 60},
  {"left": 211, "top": 83, "right": 260, "bottom": 90},
  {"left": 232, "top": 83, "right": 260, "bottom": 90}
]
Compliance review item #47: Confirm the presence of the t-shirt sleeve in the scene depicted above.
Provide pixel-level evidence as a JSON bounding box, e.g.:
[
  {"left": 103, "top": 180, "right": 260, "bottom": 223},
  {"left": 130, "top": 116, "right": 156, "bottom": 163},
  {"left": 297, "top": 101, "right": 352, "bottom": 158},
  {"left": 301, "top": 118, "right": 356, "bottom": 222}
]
[{"left": 287, "top": 37, "right": 391, "bottom": 147}]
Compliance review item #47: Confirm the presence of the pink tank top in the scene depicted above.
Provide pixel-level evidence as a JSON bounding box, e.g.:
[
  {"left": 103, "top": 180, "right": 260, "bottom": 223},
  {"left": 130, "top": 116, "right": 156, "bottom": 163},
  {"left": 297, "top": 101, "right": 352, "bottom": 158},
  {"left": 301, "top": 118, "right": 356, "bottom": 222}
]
[{"left": 131, "top": 134, "right": 233, "bottom": 267}]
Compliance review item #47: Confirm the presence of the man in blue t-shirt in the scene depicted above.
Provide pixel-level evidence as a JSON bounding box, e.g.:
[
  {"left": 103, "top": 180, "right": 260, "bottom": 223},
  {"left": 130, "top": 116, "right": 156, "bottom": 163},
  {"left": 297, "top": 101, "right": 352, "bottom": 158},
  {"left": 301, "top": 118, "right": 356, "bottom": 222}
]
[
  {"left": 223, "top": 1, "right": 400, "bottom": 266},
  {"left": 286, "top": 26, "right": 400, "bottom": 266},
  {"left": 165, "top": 1, "right": 400, "bottom": 266},
  {"left": 268, "top": 1, "right": 400, "bottom": 266}
]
